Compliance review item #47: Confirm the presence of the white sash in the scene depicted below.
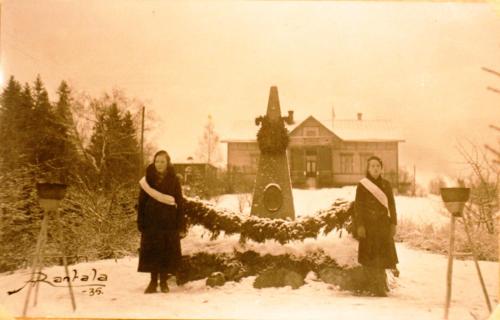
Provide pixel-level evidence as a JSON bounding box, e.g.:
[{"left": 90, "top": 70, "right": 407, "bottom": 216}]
[
  {"left": 139, "top": 176, "right": 177, "bottom": 207},
  {"left": 360, "top": 177, "right": 389, "bottom": 210}
]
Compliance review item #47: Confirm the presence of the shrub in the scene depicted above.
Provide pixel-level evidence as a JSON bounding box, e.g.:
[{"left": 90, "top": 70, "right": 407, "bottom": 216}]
[{"left": 395, "top": 219, "right": 498, "bottom": 261}]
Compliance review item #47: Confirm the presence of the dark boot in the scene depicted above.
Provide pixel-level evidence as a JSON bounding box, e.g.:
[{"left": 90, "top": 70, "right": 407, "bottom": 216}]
[
  {"left": 159, "top": 272, "right": 169, "bottom": 293},
  {"left": 373, "top": 269, "right": 388, "bottom": 297},
  {"left": 175, "top": 272, "right": 185, "bottom": 286},
  {"left": 363, "top": 266, "right": 376, "bottom": 296},
  {"left": 144, "top": 273, "right": 158, "bottom": 294},
  {"left": 363, "top": 266, "right": 387, "bottom": 297},
  {"left": 391, "top": 267, "right": 400, "bottom": 278}
]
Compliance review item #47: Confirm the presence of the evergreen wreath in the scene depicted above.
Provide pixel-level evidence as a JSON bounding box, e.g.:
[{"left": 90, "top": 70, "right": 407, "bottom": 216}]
[
  {"left": 179, "top": 198, "right": 355, "bottom": 244},
  {"left": 256, "top": 117, "right": 289, "bottom": 154},
  {"left": 127, "top": 192, "right": 354, "bottom": 244}
]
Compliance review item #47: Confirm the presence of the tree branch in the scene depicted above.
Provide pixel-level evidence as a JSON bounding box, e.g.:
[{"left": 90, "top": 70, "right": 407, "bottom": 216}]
[{"left": 482, "top": 67, "right": 500, "bottom": 78}]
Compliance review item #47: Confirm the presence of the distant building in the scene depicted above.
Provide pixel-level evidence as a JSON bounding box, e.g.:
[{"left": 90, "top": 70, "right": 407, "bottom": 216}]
[
  {"left": 173, "top": 157, "right": 218, "bottom": 186},
  {"left": 222, "top": 113, "right": 404, "bottom": 188}
]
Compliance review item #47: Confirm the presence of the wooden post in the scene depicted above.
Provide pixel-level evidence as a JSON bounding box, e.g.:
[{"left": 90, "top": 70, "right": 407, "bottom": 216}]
[
  {"left": 22, "top": 213, "right": 49, "bottom": 316},
  {"left": 444, "top": 215, "right": 455, "bottom": 320},
  {"left": 33, "top": 222, "right": 49, "bottom": 306},
  {"left": 139, "top": 105, "right": 145, "bottom": 177},
  {"left": 497, "top": 183, "right": 500, "bottom": 302},
  {"left": 23, "top": 208, "right": 76, "bottom": 316},
  {"left": 56, "top": 208, "right": 76, "bottom": 311},
  {"left": 207, "top": 115, "right": 212, "bottom": 165},
  {"left": 462, "top": 215, "right": 492, "bottom": 313}
]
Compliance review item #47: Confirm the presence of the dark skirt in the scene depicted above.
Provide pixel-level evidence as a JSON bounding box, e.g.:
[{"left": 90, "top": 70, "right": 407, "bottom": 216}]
[
  {"left": 358, "top": 215, "right": 398, "bottom": 269},
  {"left": 138, "top": 231, "right": 182, "bottom": 273}
]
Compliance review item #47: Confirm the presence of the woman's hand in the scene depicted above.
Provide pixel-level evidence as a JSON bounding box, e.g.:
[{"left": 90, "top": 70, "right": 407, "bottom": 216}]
[{"left": 357, "top": 226, "right": 366, "bottom": 239}]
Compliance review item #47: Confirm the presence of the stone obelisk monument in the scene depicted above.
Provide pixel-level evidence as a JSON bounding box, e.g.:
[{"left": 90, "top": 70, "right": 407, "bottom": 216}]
[{"left": 250, "top": 86, "right": 295, "bottom": 220}]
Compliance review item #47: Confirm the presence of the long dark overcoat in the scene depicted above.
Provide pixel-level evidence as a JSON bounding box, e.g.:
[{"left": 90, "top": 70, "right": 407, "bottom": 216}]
[
  {"left": 137, "top": 164, "right": 186, "bottom": 273},
  {"left": 354, "top": 175, "right": 398, "bottom": 269}
]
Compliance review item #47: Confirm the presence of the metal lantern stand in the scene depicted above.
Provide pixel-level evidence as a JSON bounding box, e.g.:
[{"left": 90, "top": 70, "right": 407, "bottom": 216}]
[
  {"left": 22, "top": 182, "right": 76, "bottom": 317},
  {"left": 441, "top": 187, "right": 492, "bottom": 319}
]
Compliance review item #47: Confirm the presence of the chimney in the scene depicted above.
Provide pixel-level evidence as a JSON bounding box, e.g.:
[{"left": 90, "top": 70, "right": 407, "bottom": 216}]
[
  {"left": 285, "top": 110, "right": 294, "bottom": 124},
  {"left": 357, "top": 112, "right": 363, "bottom": 121}
]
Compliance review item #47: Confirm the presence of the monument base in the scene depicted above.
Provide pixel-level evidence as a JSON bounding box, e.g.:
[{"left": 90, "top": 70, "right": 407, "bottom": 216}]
[{"left": 250, "top": 152, "right": 295, "bottom": 220}]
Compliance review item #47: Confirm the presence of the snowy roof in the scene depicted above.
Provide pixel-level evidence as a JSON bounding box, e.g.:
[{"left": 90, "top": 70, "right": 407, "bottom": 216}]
[
  {"left": 221, "top": 118, "right": 302, "bottom": 143},
  {"left": 222, "top": 116, "right": 404, "bottom": 143},
  {"left": 319, "top": 118, "right": 404, "bottom": 142}
]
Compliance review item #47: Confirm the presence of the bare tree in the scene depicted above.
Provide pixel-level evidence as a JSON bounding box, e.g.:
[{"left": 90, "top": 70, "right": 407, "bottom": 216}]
[
  {"left": 70, "top": 88, "right": 150, "bottom": 178},
  {"left": 481, "top": 67, "right": 500, "bottom": 166},
  {"left": 457, "top": 140, "right": 498, "bottom": 233},
  {"left": 196, "top": 114, "right": 222, "bottom": 166},
  {"left": 454, "top": 66, "right": 500, "bottom": 234}
]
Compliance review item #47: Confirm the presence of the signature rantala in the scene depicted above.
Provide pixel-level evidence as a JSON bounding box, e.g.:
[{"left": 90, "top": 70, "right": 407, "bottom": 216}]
[{"left": 7, "top": 268, "right": 107, "bottom": 295}]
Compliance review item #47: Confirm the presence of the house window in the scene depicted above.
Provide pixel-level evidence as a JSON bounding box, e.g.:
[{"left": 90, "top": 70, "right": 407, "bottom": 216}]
[
  {"left": 290, "top": 148, "right": 304, "bottom": 171},
  {"left": 305, "top": 148, "right": 317, "bottom": 156},
  {"left": 304, "top": 127, "right": 319, "bottom": 137},
  {"left": 340, "top": 154, "right": 354, "bottom": 173}
]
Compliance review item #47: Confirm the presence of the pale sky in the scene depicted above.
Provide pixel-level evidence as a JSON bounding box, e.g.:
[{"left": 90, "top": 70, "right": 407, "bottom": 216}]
[{"left": 2, "top": 0, "right": 500, "bottom": 187}]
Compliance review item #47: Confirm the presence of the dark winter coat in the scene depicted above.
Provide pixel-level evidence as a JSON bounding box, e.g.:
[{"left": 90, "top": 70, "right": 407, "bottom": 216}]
[
  {"left": 354, "top": 174, "right": 398, "bottom": 269},
  {"left": 137, "top": 164, "right": 186, "bottom": 273}
]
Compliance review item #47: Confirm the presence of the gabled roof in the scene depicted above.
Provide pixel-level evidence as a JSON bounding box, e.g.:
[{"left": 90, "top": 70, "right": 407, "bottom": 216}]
[
  {"left": 222, "top": 115, "right": 404, "bottom": 143},
  {"left": 288, "top": 115, "right": 342, "bottom": 140},
  {"left": 320, "top": 118, "right": 404, "bottom": 142},
  {"left": 220, "top": 118, "right": 301, "bottom": 143}
]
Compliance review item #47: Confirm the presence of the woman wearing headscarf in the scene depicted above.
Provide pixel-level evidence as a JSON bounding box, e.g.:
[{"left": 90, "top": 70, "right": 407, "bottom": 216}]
[
  {"left": 354, "top": 156, "right": 398, "bottom": 296},
  {"left": 137, "top": 150, "right": 187, "bottom": 293}
]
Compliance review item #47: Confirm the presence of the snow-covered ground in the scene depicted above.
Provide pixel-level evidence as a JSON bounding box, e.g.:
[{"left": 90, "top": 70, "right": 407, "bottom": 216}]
[
  {"left": 216, "top": 186, "right": 450, "bottom": 226},
  {"left": 0, "top": 245, "right": 497, "bottom": 319},
  {"left": 0, "top": 187, "right": 497, "bottom": 319}
]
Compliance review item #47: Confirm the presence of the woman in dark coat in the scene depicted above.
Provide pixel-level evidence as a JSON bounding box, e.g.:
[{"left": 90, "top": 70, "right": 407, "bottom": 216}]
[
  {"left": 354, "top": 156, "right": 398, "bottom": 296},
  {"left": 137, "top": 150, "right": 187, "bottom": 293}
]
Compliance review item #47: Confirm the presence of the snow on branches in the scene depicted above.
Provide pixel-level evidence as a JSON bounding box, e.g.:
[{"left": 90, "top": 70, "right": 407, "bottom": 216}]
[
  {"left": 256, "top": 116, "right": 289, "bottom": 154},
  {"left": 182, "top": 198, "right": 354, "bottom": 244}
]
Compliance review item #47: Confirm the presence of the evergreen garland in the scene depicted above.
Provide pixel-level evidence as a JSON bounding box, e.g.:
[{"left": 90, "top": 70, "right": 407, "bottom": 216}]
[
  {"left": 181, "top": 198, "right": 354, "bottom": 244},
  {"left": 256, "top": 117, "right": 289, "bottom": 154}
]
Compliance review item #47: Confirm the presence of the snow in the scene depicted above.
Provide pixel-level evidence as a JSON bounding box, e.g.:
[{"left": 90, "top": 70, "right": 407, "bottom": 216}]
[
  {"left": 322, "top": 118, "right": 404, "bottom": 142},
  {"left": 0, "top": 245, "right": 497, "bottom": 319},
  {"left": 292, "top": 187, "right": 356, "bottom": 217},
  {"left": 215, "top": 186, "right": 450, "bottom": 227},
  {"left": 182, "top": 226, "right": 359, "bottom": 268},
  {"left": 223, "top": 116, "right": 404, "bottom": 142},
  {"left": 0, "top": 187, "right": 497, "bottom": 319},
  {"left": 394, "top": 194, "right": 450, "bottom": 227}
]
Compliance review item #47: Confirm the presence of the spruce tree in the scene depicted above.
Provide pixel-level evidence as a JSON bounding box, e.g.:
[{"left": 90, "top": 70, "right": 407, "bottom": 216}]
[
  {"left": 87, "top": 102, "right": 141, "bottom": 188},
  {"left": 54, "top": 80, "right": 79, "bottom": 179},
  {"left": 31, "top": 75, "right": 56, "bottom": 166},
  {"left": 0, "top": 76, "right": 23, "bottom": 167},
  {"left": 17, "top": 84, "right": 36, "bottom": 165},
  {"left": 29, "top": 76, "right": 72, "bottom": 178},
  {"left": 120, "top": 110, "right": 141, "bottom": 177}
]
